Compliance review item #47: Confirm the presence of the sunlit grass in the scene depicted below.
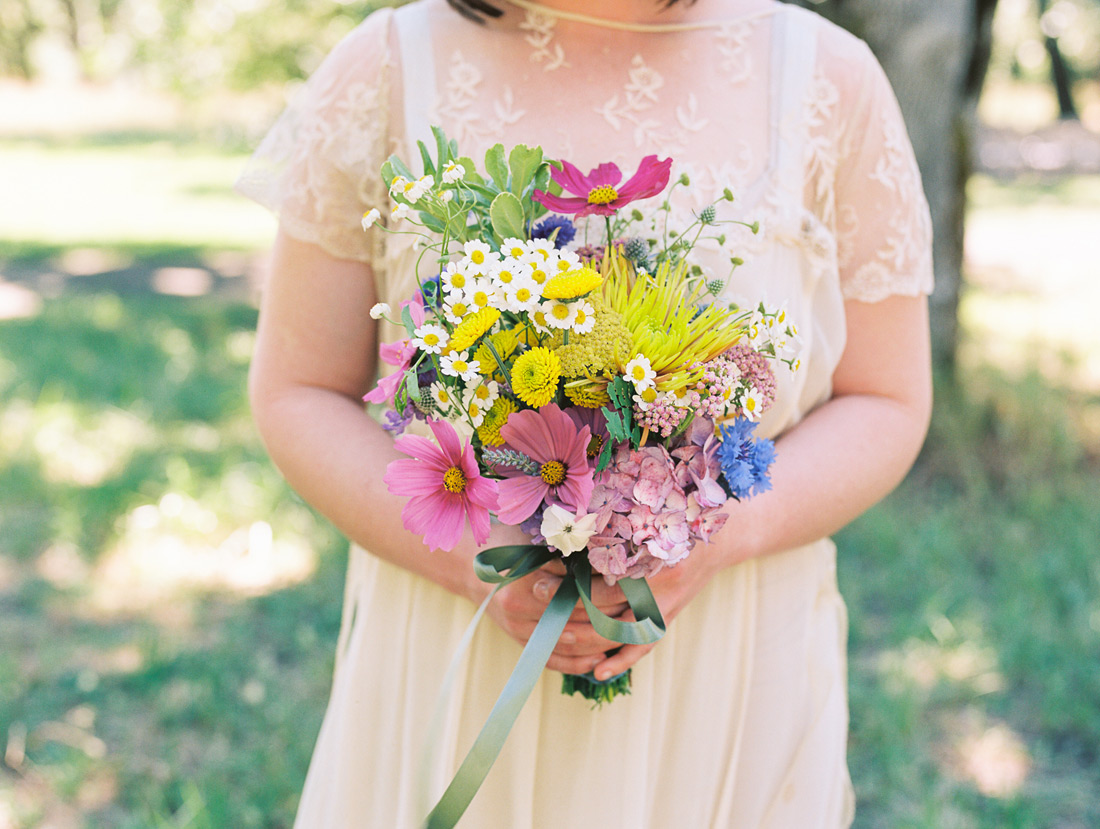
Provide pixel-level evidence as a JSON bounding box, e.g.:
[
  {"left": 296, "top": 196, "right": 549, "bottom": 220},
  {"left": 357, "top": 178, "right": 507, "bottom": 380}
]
[{"left": 0, "top": 139, "right": 276, "bottom": 250}]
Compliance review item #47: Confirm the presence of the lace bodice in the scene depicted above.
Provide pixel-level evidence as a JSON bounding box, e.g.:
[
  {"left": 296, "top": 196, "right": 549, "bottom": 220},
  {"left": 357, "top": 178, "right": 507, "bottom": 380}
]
[
  {"left": 237, "top": 0, "right": 932, "bottom": 305},
  {"left": 237, "top": 0, "right": 933, "bottom": 436}
]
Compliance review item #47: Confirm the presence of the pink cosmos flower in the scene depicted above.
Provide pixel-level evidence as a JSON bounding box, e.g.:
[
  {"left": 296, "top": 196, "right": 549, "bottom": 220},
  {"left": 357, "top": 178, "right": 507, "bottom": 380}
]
[
  {"left": 363, "top": 292, "right": 427, "bottom": 405},
  {"left": 383, "top": 418, "right": 498, "bottom": 552},
  {"left": 495, "top": 404, "right": 594, "bottom": 525},
  {"left": 533, "top": 155, "right": 673, "bottom": 218}
]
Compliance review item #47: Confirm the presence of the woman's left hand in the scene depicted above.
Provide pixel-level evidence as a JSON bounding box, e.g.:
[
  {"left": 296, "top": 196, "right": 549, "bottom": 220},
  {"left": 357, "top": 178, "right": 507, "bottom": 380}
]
[{"left": 589, "top": 547, "right": 724, "bottom": 681}]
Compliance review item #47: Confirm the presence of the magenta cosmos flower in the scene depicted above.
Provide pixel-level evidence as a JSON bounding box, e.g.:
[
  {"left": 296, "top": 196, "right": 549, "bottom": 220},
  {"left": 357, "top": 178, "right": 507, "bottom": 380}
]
[
  {"left": 383, "top": 419, "right": 498, "bottom": 552},
  {"left": 533, "top": 155, "right": 673, "bottom": 218},
  {"left": 363, "top": 292, "right": 427, "bottom": 406},
  {"left": 495, "top": 403, "right": 595, "bottom": 525}
]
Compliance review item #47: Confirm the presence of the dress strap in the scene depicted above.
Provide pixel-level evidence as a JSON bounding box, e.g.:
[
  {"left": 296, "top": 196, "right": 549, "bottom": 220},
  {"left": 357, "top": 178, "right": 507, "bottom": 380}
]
[
  {"left": 771, "top": 6, "right": 818, "bottom": 199},
  {"left": 393, "top": 1, "right": 438, "bottom": 157}
]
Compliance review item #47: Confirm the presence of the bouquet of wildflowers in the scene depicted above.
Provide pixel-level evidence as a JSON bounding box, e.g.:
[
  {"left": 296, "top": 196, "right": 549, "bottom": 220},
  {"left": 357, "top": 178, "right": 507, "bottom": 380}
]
[{"left": 362, "top": 128, "right": 801, "bottom": 827}]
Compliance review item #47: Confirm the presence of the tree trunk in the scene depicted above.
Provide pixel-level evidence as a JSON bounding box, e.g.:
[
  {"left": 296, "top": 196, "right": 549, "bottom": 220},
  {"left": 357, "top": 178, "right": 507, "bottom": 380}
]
[
  {"left": 791, "top": 0, "right": 1000, "bottom": 370},
  {"left": 1037, "top": 0, "right": 1079, "bottom": 119}
]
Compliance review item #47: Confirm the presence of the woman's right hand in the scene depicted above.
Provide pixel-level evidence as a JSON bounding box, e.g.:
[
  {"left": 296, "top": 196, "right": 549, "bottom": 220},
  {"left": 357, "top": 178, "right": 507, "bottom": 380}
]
[{"left": 475, "top": 524, "right": 631, "bottom": 675}]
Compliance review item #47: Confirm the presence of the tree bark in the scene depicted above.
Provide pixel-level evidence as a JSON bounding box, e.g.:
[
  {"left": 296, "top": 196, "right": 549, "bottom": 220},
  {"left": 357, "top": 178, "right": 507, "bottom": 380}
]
[{"left": 791, "top": 0, "right": 1000, "bottom": 370}]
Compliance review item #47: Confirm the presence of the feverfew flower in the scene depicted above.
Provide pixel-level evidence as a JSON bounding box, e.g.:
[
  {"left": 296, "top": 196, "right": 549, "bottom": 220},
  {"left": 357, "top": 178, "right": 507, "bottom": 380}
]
[
  {"left": 463, "top": 240, "right": 498, "bottom": 276},
  {"left": 391, "top": 203, "right": 410, "bottom": 220},
  {"left": 369, "top": 302, "right": 391, "bottom": 320},
  {"left": 443, "top": 295, "right": 473, "bottom": 325},
  {"left": 405, "top": 174, "right": 434, "bottom": 203},
  {"left": 440, "top": 350, "right": 481, "bottom": 382},
  {"left": 469, "top": 380, "right": 500, "bottom": 408},
  {"left": 389, "top": 175, "right": 410, "bottom": 199},
  {"left": 500, "top": 237, "right": 528, "bottom": 260},
  {"left": 503, "top": 273, "right": 540, "bottom": 313},
  {"left": 412, "top": 323, "right": 449, "bottom": 354},
  {"left": 624, "top": 354, "right": 657, "bottom": 391},
  {"left": 464, "top": 277, "right": 498, "bottom": 312},
  {"left": 540, "top": 504, "right": 600, "bottom": 556},
  {"left": 740, "top": 386, "right": 764, "bottom": 421},
  {"left": 441, "top": 160, "right": 463, "bottom": 184},
  {"left": 543, "top": 299, "right": 578, "bottom": 330},
  {"left": 441, "top": 261, "right": 470, "bottom": 294},
  {"left": 361, "top": 208, "right": 381, "bottom": 231},
  {"left": 430, "top": 381, "right": 457, "bottom": 413},
  {"left": 571, "top": 300, "right": 596, "bottom": 335},
  {"left": 461, "top": 389, "right": 487, "bottom": 428}
]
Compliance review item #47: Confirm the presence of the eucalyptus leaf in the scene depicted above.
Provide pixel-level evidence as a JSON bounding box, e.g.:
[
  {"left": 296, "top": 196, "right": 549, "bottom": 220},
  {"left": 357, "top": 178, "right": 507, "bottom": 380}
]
[{"left": 489, "top": 192, "right": 526, "bottom": 242}]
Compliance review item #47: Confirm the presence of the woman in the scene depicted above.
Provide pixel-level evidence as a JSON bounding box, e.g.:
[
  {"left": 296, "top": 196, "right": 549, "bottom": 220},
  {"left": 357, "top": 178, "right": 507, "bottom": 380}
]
[{"left": 237, "top": 0, "right": 933, "bottom": 825}]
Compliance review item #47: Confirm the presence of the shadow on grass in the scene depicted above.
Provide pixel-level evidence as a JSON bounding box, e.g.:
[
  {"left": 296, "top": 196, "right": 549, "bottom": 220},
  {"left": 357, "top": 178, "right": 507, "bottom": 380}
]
[
  {"left": 0, "top": 241, "right": 262, "bottom": 303},
  {"left": 2, "top": 292, "right": 1099, "bottom": 827},
  {"left": 841, "top": 362, "right": 1100, "bottom": 827}
]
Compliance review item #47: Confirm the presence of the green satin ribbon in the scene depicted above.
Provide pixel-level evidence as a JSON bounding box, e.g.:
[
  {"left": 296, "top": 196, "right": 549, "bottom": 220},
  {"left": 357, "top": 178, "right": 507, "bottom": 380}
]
[{"left": 422, "top": 546, "right": 667, "bottom": 829}]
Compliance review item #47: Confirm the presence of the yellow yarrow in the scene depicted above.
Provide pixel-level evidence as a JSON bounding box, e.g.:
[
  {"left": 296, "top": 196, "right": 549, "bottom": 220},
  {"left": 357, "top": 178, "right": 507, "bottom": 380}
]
[
  {"left": 510, "top": 347, "right": 561, "bottom": 408},
  {"left": 476, "top": 397, "right": 518, "bottom": 447},
  {"left": 550, "top": 298, "right": 633, "bottom": 378},
  {"left": 564, "top": 379, "right": 611, "bottom": 408},
  {"left": 449, "top": 307, "right": 501, "bottom": 352},
  {"left": 542, "top": 267, "right": 602, "bottom": 300}
]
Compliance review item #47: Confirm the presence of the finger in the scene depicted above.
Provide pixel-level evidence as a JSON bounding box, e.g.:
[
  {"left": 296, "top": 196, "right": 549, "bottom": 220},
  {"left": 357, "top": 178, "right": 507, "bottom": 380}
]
[
  {"left": 546, "top": 652, "right": 605, "bottom": 676},
  {"left": 567, "top": 601, "right": 629, "bottom": 622},
  {"left": 549, "top": 623, "right": 621, "bottom": 657},
  {"left": 587, "top": 578, "right": 628, "bottom": 607},
  {"left": 530, "top": 574, "right": 564, "bottom": 604},
  {"left": 592, "top": 643, "right": 655, "bottom": 681},
  {"left": 541, "top": 560, "right": 568, "bottom": 576}
]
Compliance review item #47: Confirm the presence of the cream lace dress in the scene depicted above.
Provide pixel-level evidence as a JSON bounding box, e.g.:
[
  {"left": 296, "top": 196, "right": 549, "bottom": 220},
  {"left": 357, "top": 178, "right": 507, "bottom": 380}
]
[{"left": 237, "top": 1, "right": 933, "bottom": 826}]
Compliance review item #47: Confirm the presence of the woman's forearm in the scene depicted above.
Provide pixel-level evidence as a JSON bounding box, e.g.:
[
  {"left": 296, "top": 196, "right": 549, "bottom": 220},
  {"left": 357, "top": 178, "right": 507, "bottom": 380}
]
[{"left": 250, "top": 379, "right": 494, "bottom": 604}]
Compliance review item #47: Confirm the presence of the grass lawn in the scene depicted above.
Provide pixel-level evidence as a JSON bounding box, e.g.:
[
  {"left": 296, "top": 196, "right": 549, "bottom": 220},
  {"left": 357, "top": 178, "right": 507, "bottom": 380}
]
[{"left": 2, "top": 137, "right": 1099, "bottom": 827}]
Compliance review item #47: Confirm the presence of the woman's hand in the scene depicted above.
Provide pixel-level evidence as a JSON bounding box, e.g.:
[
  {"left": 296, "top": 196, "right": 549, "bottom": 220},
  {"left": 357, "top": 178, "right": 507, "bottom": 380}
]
[
  {"left": 477, "top": 528, "right": 632, "bottom": 675},
  {"left": 588, "top": 545, "right": 726, "bottom": 682}
]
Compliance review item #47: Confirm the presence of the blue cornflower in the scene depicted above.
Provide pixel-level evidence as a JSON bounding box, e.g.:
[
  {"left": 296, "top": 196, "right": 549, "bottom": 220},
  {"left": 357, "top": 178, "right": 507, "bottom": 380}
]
[
  {"left": 716, "top": 417, "right": 776, "bottom": 499},
  {"left": 531, "top": 215, "right": 577, "bottom": 249}
]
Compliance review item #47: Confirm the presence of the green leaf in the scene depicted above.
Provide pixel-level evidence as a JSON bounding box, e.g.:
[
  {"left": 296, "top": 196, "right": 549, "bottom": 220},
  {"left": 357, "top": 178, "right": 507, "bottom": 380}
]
[
  {"left": 485, "top": 144, "right": 509, "bottom": 192},
  {"left": 419, "top": 212, "right": 446, "bottom": 234},
  {"left": 595, "top": 435, "right": 615, "bottom": 472},
  {"left": 508, "top": 144, "right": 542, "bottom": 197},
  {"left": 432, "top": 125, "right": 451, "bottom": 169},
  {"left": 489, "top": 192, "right": 526, "bottom": 242},
  {"left": 417, "top": 140, "right": 435, "bottom": 178},
  {"left": 405, "top": 372, "right": 420, "bottom": 406},
  {"left": 401, "top": 303, "right": 416, "bottom": 338},
  {"left": 601, "top": 406, "right": 629, "bottom": 443},
  {"left": 385, "top": 153, "right": 415, "bottom": 182},
  {"left": 458, "top": 157, "right": 485, "bottom": 186}
]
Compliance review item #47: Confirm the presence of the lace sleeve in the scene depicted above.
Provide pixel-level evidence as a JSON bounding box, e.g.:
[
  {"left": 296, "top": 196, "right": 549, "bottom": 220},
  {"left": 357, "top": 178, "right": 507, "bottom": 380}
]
[
  {"left": 832, "top": 41, "right": 934, "bottom": 303},
  {"left": 235, "top": 8, "right": 394, "bottom": 264}
]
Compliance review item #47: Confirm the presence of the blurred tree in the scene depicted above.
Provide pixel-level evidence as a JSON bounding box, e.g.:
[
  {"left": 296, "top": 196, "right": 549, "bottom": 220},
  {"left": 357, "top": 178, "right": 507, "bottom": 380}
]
[
  {"left": 1038, "top": 0, "right": 1080, "bottom": 118},
  {"left": 793, "top": 0, "right": 1001, "bottom": 370}
]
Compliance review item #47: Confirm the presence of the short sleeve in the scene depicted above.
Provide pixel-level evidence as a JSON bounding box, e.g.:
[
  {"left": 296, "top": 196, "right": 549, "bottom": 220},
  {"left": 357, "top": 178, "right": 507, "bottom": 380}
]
[
  {"left": 235, "top": 7, "right": 394, "bottom": 264},
  {"left": 832, "top": 41, "right": 934, "bottom": 302}
]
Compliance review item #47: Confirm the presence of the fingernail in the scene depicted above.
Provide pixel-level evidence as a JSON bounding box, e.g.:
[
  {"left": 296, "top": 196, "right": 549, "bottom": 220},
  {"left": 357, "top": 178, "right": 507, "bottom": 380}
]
[
  {"left": 559, "top": 631, "right": 575, "bottom": 644},
  {"left": 595, "top": 669, "right": 610, "bottom": 681},
  {"left": 533, "top": 581, "right": 550, "bottom": 600}
]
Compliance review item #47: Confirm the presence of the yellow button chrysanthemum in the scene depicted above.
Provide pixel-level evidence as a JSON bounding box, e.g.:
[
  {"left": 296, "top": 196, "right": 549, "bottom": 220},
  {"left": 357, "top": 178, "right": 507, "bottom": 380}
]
[
  {"left": 449, "top": 307, "right": 501, "bottom": 352},
  {"left": 542, "top": 267, "right": 603, "bottom": 300},
  {"left": 476, "top": 397, "right": 518, "bottom": 447},
  {"left": 510, "top": 347, "right": 561, "bottom": 408}
]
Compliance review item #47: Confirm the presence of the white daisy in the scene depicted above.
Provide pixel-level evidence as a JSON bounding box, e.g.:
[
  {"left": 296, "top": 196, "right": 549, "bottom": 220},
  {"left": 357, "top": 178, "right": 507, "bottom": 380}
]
[
  {"left": 430, "top": 382, "right": 456, "bottom": 412},
  {"left": 571, "top": 300, "right": 596, "bottom": 335},
  {"left": 369, "top": 302, "right": 391, "bottom": 321},
  {"left": 463, "top": 277, "right": 498, "bottom": 312},
  {"left": 503, "top": 273, "right": 540, "bottom": 314},
  {"left": 469, "top": 380, "right": 500, "bottom": 408},
  {"left": 440, "top": 350, "right": 481, "bottom": 382},
  {"left": 442, "top": 296, "right": 473, "bottom": 325},
  {"left": 411, "top": 323, "right": 449, "bottom": 355},
  {"left": 440, "top": 261, "right": 470, "bottom": 294},
  {"left": 441, "top": 160, "right": 463, "bottom": 184},
  {"left": 391, "top": 203, "right": 410, "bottom": 220},
  {"left": 462, "top": 240, "right": 498, "bottom": 276},
  {"left": 624, "top": 355, "right": 657, "bottom": 391},
  {"left": 500, "top": 237, "right": 528, "bottom": 260},
  {"left": 740, "top": 386, "right": 763, "bottom": 421},
  {"left": 543, "top": 299, "right": 577, "bottom": 330},
  {"left": 361, "top": 208, "right": 381, "bottom": 231}
]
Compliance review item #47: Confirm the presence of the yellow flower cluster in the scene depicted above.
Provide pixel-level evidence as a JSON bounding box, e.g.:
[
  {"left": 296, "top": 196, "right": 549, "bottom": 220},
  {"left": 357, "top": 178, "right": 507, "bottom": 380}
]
[
  {"left": 564, "top": 380, "right": 611, "bottom": 408},
  {"left": 476, "top": 397, "right": 518, "bottom": 446},
  {"left": 550, "top": 298, "right": 633, "bottom": 379},
  {"left": 510, "top": 347, "right": 561, "bottom": 408},
  {"left": 474, "top": 329, "right": 519, "bottom": 382},
  {"left": 450, "top": 307, "right": 501, "bottom": 352},
  {"left": 542, "top": 267, "right": 602, "bottom": 300}
]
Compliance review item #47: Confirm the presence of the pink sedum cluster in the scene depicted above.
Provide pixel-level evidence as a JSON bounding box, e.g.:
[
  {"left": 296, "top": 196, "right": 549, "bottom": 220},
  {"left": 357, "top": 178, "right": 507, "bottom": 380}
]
[{"left": 586, "top": 418, "right": 728, "bottom": 584}]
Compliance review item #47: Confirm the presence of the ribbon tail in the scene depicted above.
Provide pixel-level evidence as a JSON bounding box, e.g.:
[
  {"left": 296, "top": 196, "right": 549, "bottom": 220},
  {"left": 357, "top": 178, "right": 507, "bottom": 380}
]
[{"left": 423, "top": 575, "right": 580, "bottom": 829}]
